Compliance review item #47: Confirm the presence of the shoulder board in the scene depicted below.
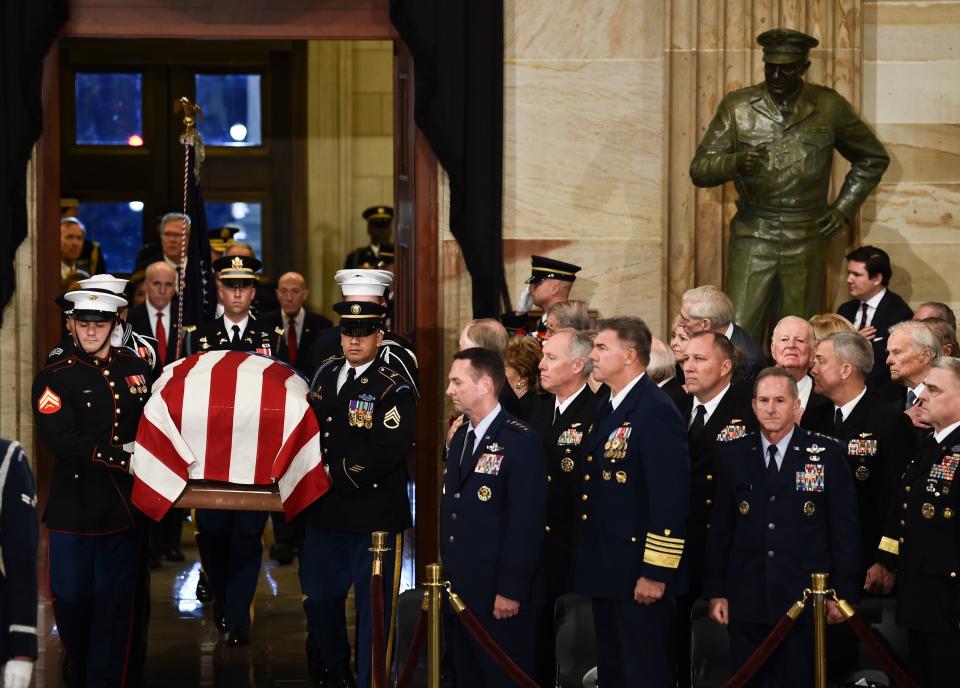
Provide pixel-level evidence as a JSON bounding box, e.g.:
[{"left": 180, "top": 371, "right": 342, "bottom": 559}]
[
  {"left": 504, "top": 418, "right": 530, "bottom": 433},
  {"left": 183, "top": 325, "right": 197, "bottom": 333},
  {"left": 318, "top": 355, "right": 343, "bottom": 374},
  {"left": 43, "top": 356, "right": 76, "bottom": 373},
  {"left": 274, "top": 326, "right": 285, "bottom": 336},
  {"left": 809, "top": 431, "right": 842, "bottom": 446},
  {"left": 377, "top": 365, "right": 404, "bottom": 382}
]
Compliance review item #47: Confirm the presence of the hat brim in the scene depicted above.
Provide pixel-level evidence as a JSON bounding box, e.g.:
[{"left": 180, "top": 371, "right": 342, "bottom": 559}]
[
  {"left": 762, "top": 52, "right": 808, "bottom": 64},
  {"left": 220, "top": 278, "right": 258, "bottom": 289},
  {"left": 73, "top": 310, "right": 115, "bottom": 323},
  {"left": 340, "top": 325, "right": 381, "bottom": 338}
]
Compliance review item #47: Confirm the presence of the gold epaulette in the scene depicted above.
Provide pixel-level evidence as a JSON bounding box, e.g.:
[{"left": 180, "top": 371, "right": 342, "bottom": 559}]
[
  {"left": 643, "top": 531, "right": 685, "bottom": 569},
  {"left": 878, "top": 536, "right": 899, "bottom": 556}
]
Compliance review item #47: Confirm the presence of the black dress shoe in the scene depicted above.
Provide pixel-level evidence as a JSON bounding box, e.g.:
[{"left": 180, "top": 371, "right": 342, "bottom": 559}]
[
  {"left": 214, "top": 605, "right": 228, "bottom": 633},
  {"left": 164, "top": 548, "right": 185, "bottom": 562},
  {"left": 226, "top": 627, "right": 249, "bottom": 647},
  {"left": 269, "top": 542, "right": 296, "bottom": 565},
  {"left": 195, "top": 570, "right": 212, "bottom": 603}
]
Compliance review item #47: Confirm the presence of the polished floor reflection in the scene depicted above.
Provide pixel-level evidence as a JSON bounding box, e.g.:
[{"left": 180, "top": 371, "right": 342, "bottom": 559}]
[{"left": 35, "top": 521, "right": 402, "bottom": 687}]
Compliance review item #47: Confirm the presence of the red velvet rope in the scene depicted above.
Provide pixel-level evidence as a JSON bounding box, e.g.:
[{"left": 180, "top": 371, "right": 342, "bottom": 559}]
[
  {"left": 454, "top": 606, "right": 539, "bottom": 688},
  {"left": 723, "top": 612, "right": 799, "bottom": 688},
  {"left": 845, "top": 613, "right": 919, "bottom": 688},
  {"left": 395, "top": 602, "right": 428, "bottom": 688},
  {"left": 370, "top": 573, "right": 387, "bottom": 688}
]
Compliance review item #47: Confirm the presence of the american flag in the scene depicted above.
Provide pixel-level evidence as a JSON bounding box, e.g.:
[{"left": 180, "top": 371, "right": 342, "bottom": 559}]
[{"left": 132, "top": 351, "right": 330, "bottom": 521}]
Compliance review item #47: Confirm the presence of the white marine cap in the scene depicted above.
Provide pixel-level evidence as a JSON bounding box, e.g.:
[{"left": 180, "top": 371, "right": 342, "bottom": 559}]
[
  {"left": 78, "top": 273, "right": 129, "bottom": 296},
  {"left": 334, "top": 268, "right": 394, "bottom": 297},
  {"left": 64, "top": 290, "right": 128, "bottom": 320}
]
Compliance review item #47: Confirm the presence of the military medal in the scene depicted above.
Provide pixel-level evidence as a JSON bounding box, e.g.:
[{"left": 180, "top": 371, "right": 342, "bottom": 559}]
[
  {"left": 474, "top": 453, "right": 504, "bottom": 475},
  {"left": 717, "top": 422, "right": 748, "bottom": 442},
  {"left": 604, "top": 425, "right": 631, "bottom": 460},
  {"left": 930, "top": 454, "right": 959, "bottom": 481},
  {"left": 602, "top": 470, "right": 612, "bottom": 481},
  {"left": 558, "top": 428, "right": 584, "bottom": 446},
  {"left": 348, "top": 399, "right": 375, "bottom": 428},
  {"left": 615, "top": 471, "right": 627, "bottom": 484},
  {"left": 944, "top": 508, "right": 954, "bottom": 520},
  {"left": 560, "top": 457, "right": 575, "bottom": 472},
  {"left": 477, "top": 486, "right": 492, "bottom": 502},
  {"left": 803, "top": 500, "right": 816, "bottom": 516},
  {"left": 796, "top": 464, "right": 825, "bottom": 492},
  {"left": 855, "top": 465, "right": 870, "bottom": 481},
  {"left": 738, "top": 501, "right": 750, "bottom": 515},
  {"left": 922, "top": 502, "right": 935, "bottom": 519}
]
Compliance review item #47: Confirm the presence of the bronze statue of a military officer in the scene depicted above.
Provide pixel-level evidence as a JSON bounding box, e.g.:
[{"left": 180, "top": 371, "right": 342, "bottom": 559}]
[{"left": 690, "top": 28, "right": 889, "bottom": 342}]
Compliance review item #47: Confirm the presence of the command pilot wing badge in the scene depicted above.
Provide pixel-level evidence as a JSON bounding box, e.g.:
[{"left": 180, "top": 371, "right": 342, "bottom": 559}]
[{"left": 486, "top": 442, "right": 503, "bottom": 452}]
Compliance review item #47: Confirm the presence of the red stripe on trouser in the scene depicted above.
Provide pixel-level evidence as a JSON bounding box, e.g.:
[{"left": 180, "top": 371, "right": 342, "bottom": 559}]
[
  {"left": 254, "top": 362, "right": 294, "bottom": 483},
  {"left": 119, "top": 569, "right": 137, "bottom": 687},
  {"left": 203, "top": 352, "right": 245, "bottom": 481},
  {"left": 160, "top": 354, "right": 202, "bottom": 431}
]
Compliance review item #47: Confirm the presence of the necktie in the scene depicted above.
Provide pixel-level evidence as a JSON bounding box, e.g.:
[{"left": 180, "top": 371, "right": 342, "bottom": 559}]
[
  {"left": 287, "top": 317, "right": 298, "bottom": 366},
  {"left": 834, "top": 407, "right": 844, "bottom": 433},
  {"left": 231, "top": 324, "right": 240, "bottom": 345},
  {"left": 155, "top": 312, "right": 167, "bottom": 365},
  {"left": 459, "top": 429, "right": 476, "bottom": 482},
  {"left": 689, "top": 404, "right": 706, "bottom": 444},
  {"left": 906, "top": 389, "right": 917, "bottom": 410},
  {"left": 339, "top": 366, "right": 356, "bottom": 397},
  {"left": 553, "top": 405, "right": 560, "bottom": 427},
  {"left": 857, "top": 302, "right": 869, "bottom": 330},
  {"left": 766, "top": 445, "right": 779, "bottom": 484}
]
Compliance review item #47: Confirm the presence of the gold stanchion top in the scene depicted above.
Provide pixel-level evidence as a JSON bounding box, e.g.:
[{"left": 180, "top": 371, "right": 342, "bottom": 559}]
[
  {"left": 174, "top": 97, "right": 203, "bottom": 129},
  {"left": 810, "top": 572, "right": 830, "bottom": 593},
  {"left": 425, "top": 563, "right": 443, "bottom": 585},
  {"left": 370, "top": 531, "right": 390, "bottom": 552}
]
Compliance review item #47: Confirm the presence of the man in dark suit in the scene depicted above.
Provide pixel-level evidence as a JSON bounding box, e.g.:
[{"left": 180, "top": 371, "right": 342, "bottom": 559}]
[
  {"left": 576, "top": 317, "right": 690, "bottom": 687},
  {"left": 183, "top": 255, "right": 284, "bottom": 647},
  {"left": 681, "top": 285, "right": 766, "bottom": 380},
  {"left": 884, "top": 320, "right": 941, "bottom": 423},
  {"left": 676, "top": 331, "right": 756, "bottom": 687},
  {"left": 301, "top": 301, "right": 415, "bottom": 688},
  {"left": 873, "top": 358, "right": 960, "bottom": 686},
  {"left": 770, "top": 316, "right": 832, "bottom": 428},
  {"left": 838, "top": 245, "right": 914, "bottom": 394},
  {"left": 528, "top": 328, "right": 596, "bottom": 686},
  {"left": 705, "top": 368, "right": 860, "bottom": 688},
  {"left": 443, "top": 347, "right": 546, "bottom": 687}
]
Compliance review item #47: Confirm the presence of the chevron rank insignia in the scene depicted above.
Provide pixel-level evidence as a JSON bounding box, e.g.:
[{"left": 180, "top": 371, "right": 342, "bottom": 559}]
[
  {"left": 383, "top": 406, "right": 402, "bottom": 429},
  {"left": 38, "top": 387, "right": 61, "bottom": 414}
]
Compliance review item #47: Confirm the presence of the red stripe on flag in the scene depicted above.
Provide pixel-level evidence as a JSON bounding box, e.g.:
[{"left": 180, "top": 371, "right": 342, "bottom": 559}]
[
  {"left": 160, "top": 354, "right": 202, "bottom": 432},
  {"left": 134, "top": 418, "right": 191, "bottom": 481},
  {"left": 282, "top": 464, "right": 331, "bottom": 520},
  {"left": 203, "top": 352, "right": 245, "bottom": 481},
  {"left": 131, "top": 478, "right": 177, "bottom": 522},
  {"left": 254, "top": 363, "right": 295, "bottom": 483}
]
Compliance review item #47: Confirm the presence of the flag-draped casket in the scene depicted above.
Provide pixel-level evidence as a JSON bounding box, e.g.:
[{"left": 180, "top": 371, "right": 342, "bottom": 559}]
[{"left": 132, "top": 351, "right": 330, "bottom": 520}]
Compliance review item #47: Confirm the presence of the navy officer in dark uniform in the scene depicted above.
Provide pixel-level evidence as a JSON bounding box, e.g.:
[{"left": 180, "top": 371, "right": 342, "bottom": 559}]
[
  {"left": 528, "top": 327, "right": 596, "bottom": 685},
  {"left": 300, "top": 300, "right": 415, "bottom": 688},
  {"left": 576, "top": 316, "right": 691, "bottom": 687},
  {"left": 185, "top": 254, "right": 282, "bottom": 647},
  {"left": 872, "top": 357, "right": 960, "bottom": 687},
  {"left": 443, "top": 347, "right": 547, "bottom": 686},
  {"left": 704, "top": 367, "right": 860, "bottom": 688},
  {"left": 32, "top": 289, "right": 151, "bottom": 687}
]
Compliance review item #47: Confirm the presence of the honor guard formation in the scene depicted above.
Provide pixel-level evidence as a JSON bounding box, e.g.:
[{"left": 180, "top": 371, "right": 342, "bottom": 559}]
[{"left": 9, "top": 22, "right": 956, "bottom": 688}]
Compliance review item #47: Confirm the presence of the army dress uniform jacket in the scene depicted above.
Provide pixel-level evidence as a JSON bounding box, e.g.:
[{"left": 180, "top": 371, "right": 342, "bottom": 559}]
[
  {"left": 679, "top": 383, "right": 758, "bottom": 589},
  {"left": 575, "top": 375, "right": 691, "bottom": 599},
  {"left": 32, "top": 347, "right": 151, "bottom": 533},
  {"left": 184, "top": 315, "right": 282, "bottom": 356},
  {"left": 442, "top": 409, "right": 547, "bottom": 608},
  {"left": 302, "top": 326, "right": 419, "bottom": 393},
  {"left": 704, "top": 427, "right": 861, "bottom": 624},
  {"left": 876, "top": 427, "right": 960, "bottom": 634},
  {"left": 812, "top": 392, "right": 915, "bottom": 580},
  {"left": 0, "top": 440, "right": 38, "bottom": 663},
  {"left": 528, "top": 386, "right": 596, "bottom": 595},
  {"left": 302, "top": 356, "right": 415, "bottom": 535}
]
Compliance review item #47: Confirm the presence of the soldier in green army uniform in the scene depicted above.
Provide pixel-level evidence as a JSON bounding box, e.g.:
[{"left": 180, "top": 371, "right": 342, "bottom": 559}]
[{"left": 690, "top": 28, "right": 889, "bottom": 343}]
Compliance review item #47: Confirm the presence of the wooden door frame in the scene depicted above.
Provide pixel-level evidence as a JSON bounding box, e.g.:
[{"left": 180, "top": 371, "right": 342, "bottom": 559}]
[{"left": 35, "top": 15, "right": 442, "bottom": 572}]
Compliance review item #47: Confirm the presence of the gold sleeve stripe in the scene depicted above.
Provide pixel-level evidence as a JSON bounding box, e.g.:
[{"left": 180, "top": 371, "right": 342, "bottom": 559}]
[
  {"left": 645, "top": 542, "right": 684, "bottom": 554},
  {"left": 878, "top": 536, "right": 899, "bottom": 556},
  {"left": 647, "top": 533, "right": 686, "bottom": 546},
  {"left": 643, "top": 550, "right": 682, "bottom": 569}
]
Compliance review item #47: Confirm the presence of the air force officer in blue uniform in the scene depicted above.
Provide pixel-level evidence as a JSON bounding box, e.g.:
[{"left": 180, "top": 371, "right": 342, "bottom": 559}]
[
  {"left": 442, "top": 347, "right": 547, "bottom": 687},
  {"left": 576, "top": 316, "right": 691, "bottom": 687},
  {"left": 704, "top": 367, "right": 860, "bottom": 688}
]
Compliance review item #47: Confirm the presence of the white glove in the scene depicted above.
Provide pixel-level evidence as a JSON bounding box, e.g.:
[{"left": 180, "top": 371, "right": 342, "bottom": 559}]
[
  {"left": 4, "top": 659, "right": 33, "bottom": 688},
  {"left": 515, "top": 288, "right": 534, "bottom": 314}
]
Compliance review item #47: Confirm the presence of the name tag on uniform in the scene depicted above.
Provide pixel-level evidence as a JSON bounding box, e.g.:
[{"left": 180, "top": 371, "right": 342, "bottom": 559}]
[
  {"left": 717, "top": 421, "right": 748, "bottom": 443},
  {"left": 847, "top": 435, "right": 877, "bottom": 456},
  {"left": 796, "top": 464, "right": 824, "bottom": 492},
  {"left": 475, "top": 453, "right": 504, "bottom": 475},
  {"left": 557, "top": 428, "right": 583, "bottom": 446},
  {"left": 930, "top": 454, "right": 960, "bottom": 481}
]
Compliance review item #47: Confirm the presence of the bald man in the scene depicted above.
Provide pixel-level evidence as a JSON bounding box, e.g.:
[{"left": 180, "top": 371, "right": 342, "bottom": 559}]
[
  {"left": 128, "top": 261, "right": 179, "bottom": 368},
  {"left": 261, "top": 272, "right": 333, "bottom": 374}
]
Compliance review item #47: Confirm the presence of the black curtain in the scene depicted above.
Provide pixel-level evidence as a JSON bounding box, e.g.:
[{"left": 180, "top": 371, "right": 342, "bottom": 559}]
[
  {"left": 0, "top": 1, "right": 67, "bottom": 325},
  {"left": 390, "top": 0, "right": 509, "bottom": 319}
]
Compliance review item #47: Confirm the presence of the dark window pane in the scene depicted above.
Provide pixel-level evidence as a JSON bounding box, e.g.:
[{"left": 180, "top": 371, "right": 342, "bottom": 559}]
[
  {"left": 205, "top": 202, "right": 263, "bottom": 260},
  {"left": 75, "top": 73, "right": 143, "bottom": 146},
  {"left": 195, "top": 74, "right": 262, "bottom": 147},
  {"left": 74, "top": 201, "right": 145, "bottom": 274}
]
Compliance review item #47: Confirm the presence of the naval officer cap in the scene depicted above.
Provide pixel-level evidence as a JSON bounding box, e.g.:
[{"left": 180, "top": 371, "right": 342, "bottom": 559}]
[
  {"left": 65, "top": 290, "right": 128, "bottom": 322},
  {"left": 335, "top": 300, "right": 386, "bottom": 337},
  {"left": 525, "top": 255, "right": 582, "bottom": 284},
  {"left": 213, "top": 255, "right": 262, "bottom": 287},
  {"left": 334, "top": 268, "right": 394, "bottom": 297},
  {"left": 757, "top": 28, "right": 819, "bottom": 64},
  {"left": 362, "top": 205, "right": 394, "bottom": 224},
  {"left": 78, "top": 273, "right": 129, "bottom": 296}
]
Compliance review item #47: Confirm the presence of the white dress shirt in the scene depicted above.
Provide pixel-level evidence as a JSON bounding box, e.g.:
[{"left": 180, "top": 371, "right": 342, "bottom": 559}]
[
  {"left": 284, "top": 308, "right": 305, "bottom": 344},
  {"left": 691, "top": 383, "right": 731, "bottom": 427},
  {"left": 835, "top": 386, "right": 868, "bottom": 424},
  {"left": 223, "top": 314, "right": 250, "bottom": 341},
  {"left": 934, "top": 419, "right": 960, "bottom": 444},
  {"left": 555, "top": 384, "right": 588, "bottom": 417},
  {"left": 610, "top": 373, "right": 645, "bottom": 411},
  {"left": 336, "top": 358, "right": 375, "bottom": 394},
  {"left": 760, "top": 428, "right": 796, "bottom": 470},
  {"left": 146, "top": 301, "right": 172, "bottom": 340},
  {"left": 858, "top": 288, "right": 886, "bottom": 329}
]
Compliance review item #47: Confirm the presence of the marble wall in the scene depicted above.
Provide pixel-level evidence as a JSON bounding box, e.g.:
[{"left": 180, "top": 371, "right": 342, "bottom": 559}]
[{"left": 860, "top": 0, "right": 960, "bottom": 313}]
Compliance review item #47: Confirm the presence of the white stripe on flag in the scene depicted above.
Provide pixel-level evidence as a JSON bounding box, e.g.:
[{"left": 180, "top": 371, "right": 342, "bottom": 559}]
[
  {"left": 228, "top": 354, "right": 273, "bottom": 483},
  {"left": 281, "top": 373, "right": 310, "bottom": 446},
  {"left": 132, "top": 441, "right": 189, "bottom": 504},
  {"left": 277, "top": 421, "right": 322, "bottom": 501},
  {"left": 179, "top": 351, "right": 225, "bottom": 462}
]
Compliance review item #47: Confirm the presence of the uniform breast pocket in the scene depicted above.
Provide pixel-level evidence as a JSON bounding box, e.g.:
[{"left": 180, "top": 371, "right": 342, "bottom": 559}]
[{"left": 800, "top": 128, "right": 834, "bottom": 178}]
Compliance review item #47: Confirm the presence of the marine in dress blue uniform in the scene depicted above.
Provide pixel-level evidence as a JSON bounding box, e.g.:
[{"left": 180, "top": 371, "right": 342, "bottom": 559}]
[
  {"left": 575, "top": 318, "right": 691, "bottom": 687},
  {"left": 704, "top": 368, "right": 860, "bottom": 688},
  {"left": 300, "top": 301, "right": 415, "bottom": 688},
  {"left": 442, "top": 348, "right": 547, "bottom": 687},
  {"left": 0, "top": 440, "right": 39, "bottom": 688},
  {"left": 32, "top": 290, "right": 151, "bottom": 688},
  {"left": 184, "top": 255, "right": 280, "bottom": 646}
]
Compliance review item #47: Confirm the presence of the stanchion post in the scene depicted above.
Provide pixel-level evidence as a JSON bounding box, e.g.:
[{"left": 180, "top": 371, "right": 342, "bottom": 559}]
[
  {"left": 369, "top": 532, "right": 390, "bottom": 688},
  {"left": 425, "top": 563, "right": 444, "bottom": 688},
  {"left": 371, "top": 531, "right": 389, "bottom": 576},
  {"left": 809, "top": 572, "right": 829, "bottom": 688}
]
